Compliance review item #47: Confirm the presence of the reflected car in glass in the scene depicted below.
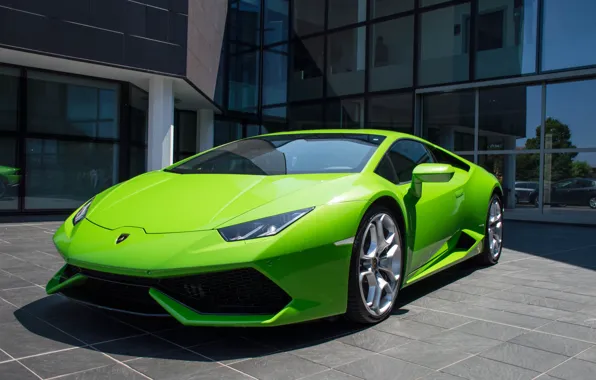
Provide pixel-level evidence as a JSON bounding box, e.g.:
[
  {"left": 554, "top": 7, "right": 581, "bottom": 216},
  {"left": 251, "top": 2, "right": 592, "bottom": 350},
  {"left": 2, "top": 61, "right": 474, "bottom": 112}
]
[
  {"left": 0, "top": 165, "right": 21, "bottom": 199},
  {"left": 549, "top": 178, "right": 596, "bottom": 209},
  {"left": 47, "top": 130, "right": 504, "bottom": 326},
  {"left": 515, "top": 181, "right": 539, "bottom": 207}
]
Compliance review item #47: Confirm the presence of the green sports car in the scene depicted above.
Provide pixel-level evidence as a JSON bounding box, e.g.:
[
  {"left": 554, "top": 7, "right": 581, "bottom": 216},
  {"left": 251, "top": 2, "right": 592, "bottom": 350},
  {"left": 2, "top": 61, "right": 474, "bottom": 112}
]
[{"left": 46, "top": 130, "right": 504, "bottom": 327}]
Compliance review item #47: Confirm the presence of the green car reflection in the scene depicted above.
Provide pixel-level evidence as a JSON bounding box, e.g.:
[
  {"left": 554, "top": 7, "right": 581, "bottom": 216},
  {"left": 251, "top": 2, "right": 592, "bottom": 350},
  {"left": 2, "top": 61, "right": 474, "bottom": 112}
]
[{"left": 0, "top": 165, "right": 21, "bottom": 199}]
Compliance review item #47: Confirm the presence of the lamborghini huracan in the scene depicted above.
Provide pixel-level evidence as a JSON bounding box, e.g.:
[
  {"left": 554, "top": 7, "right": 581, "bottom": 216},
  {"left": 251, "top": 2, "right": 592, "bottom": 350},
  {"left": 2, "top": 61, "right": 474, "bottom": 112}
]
[{"left": 46, "top": 130, "right": 504, "bottom": 326}]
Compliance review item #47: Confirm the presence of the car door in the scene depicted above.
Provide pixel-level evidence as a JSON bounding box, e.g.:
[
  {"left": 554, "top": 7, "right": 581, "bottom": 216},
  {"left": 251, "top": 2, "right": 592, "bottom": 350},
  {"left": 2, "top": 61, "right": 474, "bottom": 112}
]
[{"left": 383, "top": 139, "right": 463, "bottom": 273}]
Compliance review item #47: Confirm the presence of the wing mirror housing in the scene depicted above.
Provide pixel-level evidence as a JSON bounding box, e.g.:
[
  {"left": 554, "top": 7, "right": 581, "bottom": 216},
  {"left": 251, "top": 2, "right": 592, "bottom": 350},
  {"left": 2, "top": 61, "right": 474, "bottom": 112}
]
[{"left": 410, "top": 163, "right": 455, "bottom": 197}]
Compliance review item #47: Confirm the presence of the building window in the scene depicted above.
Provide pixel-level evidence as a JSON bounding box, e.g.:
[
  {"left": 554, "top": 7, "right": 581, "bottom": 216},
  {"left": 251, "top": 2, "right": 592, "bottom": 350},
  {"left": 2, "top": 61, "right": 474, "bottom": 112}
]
[
  {"left": 420, "top": 0, "right": 451, "bottom": 7},
  {"left": 542, "top": 0, "right": 596, "bottom": 72},
  {"left": 327, "top": 27, "right": 366, "bottom": 96},
  {"left": 263, "top": 106, "right": 288, "bottom": 134},
  {"left": 289, "top": 103, "right": 323, "bottom": 130},
  {"left": 129, "top": 85, "right": 148, "bottom": 177},
  {"left": 0, "top": 67, "right": 19, "bottom": 132},
  {"left": 422, "top": 90, "right": 475, "bottom": 153},
  {"left": 263, "top": 45, "right": 288, "bottom": 106},
  {"left": 264, "top": 0, "right": 289, "bottom": 45},
  {"left": 27, "top": 72, "right": 120, "bottom": 139},
  {"left": 0, "top": 138, "right": 18, "bottom": 211},
  {"left": 228, "top": 46, "right": 260, "bottom": 113},
  {"left": 478, "top": 85, "right": 541, "bottom": 151},
  {"left": 418, "top": 3, "right": 471, "bottom": 86},
  {"left": 326, "top": 98, "right": 364, "bottom": 129},
  {"left": 290, "top": 36, "right": 324, "bottom": 101},
  {"left": 370, "top": 0, "right": 414, "bottom": 20},
  {"left": 475, "top": 0, "right": 537, "bottom": 79},
  {"left": 229, "top": 0, "right": 261, "bottom": 49},
  {"left": 369, "top": 16, "right": 414, "bottom": 91},
  {"left": 214, "top": 120, "right": 243, "bottom": 147},
  {"left": 328, "top": 0, "right": 366, "bottom": 30},
  {"left": 174, "top": 111, "right": 197, "bottom": 160},
  {"left": 368, "top": 93, "right": 413, "bottom": 133},
  {"left": 293, "top": 0, "right": 324, "bottom": 37}
]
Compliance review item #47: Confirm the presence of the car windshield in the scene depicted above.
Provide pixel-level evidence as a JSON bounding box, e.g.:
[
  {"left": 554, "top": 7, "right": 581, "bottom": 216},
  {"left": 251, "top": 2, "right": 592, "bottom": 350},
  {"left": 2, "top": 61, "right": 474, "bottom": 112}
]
[{"left": 167, "top": 133, "right": 386, "bottom": 175}]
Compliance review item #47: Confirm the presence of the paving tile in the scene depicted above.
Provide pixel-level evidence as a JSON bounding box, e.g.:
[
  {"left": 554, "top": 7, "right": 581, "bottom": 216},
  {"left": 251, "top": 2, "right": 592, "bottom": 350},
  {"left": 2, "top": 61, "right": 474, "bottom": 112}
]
[
  {"left": 534, "top": 375, "right": 561, "bottom": 380},
  {"left": 0, "top": 271, "right": 31, "bottom": 290},
  {"left": 537, "top": 321, "right": 596, "bottom": 344},
  {"left": 300, "top": 369, "right": 362, "bottom": 379},
  {"left": 547, "top": 358, "right": 596, "bottom": 380},
  {"left": 453, "top": 320, "right": 526, "bottom": 341},
  {"left": 428, "top": 289, "right": 483, "bottom": 303},
  {"left": 486, "top": 290, "right": 586, "bottom": 312},
  {"left": 336, "top": 354, "right": 432, "bottom": 380},
  {"left": 339, "top": 327, "right": 412, "bottom": 352},
  {"left": 390, "top": 305, "right": 425, "bottom": 319},
  {"left": 556, "top": 312, "right": 596, "bottom": 328},
  {"left": 419, "top": 373, "right": 468, "bottom": 380},
  {"left": 407, "top": 296, "right": 459, "bottom": 310},
  {"left": 290, "top": 340, "right": 373, "bottom": 367},
  {"left": 576, "top": 346, "right": 596, "bottom": 364},
  {"left": 442, "top": 356, "right": 540, "bottom": 380},
  {"left": 0, "top": 361, "right": 39, "bottom": 380},
  {"left": 373, "top": 318, "right": 446, "bottom": 340},
  {"left": 93, "top": 334, "right": 179, "bottom": 362},
  {"left": 20, "top": 348, "right": 114, "bottom": 379},
  {"left": 127, "top": 349, "right": 221, "bottom": 380},
  {"left": 465, "top": 296, "right": 575, "bottom": 320},
  {"left": 191, "top": 336, "right": 280, "bottom": 365},
  {"left": 509, "top": 285, "right": 596, "bottom": 305},
  {"left": 509, "top": 331, "right": 593, "bottom": 356},
  {"left": 0, "top": 349, "right": 10, "bottom": 362},
  {"left": 443, "top": 283, "right": 497, "bottom": 295},
  {"left": 479, "top": 342, "right": 568, "bottom": 372},
  {"left": 6, "top": 269, "right": 53, "bottom": 286},
  {"left": 403, "top": 310, "right": 473, "bottom": 329},
  {"left": 437, "top": 303, "right": 552, "bottom": 329},
  {"left": 0, "top": 314, "right": 83, "bottom": 358},
  {"left": 422, "top": 330, "right": 502, "bottom": 354},
  {"left": 0, "top": 285, "right": 48, "bottom": 307},
  {"left": 57, "top": 363, "right": 149, "bottom": 380},
  {"left": 155, "top": 326, "right": 230, "bottom": 347},
  {"left": 0, "top": 299, "right": 17, "bottom": 325},
  {"left": 383, "top": 340, "right": 471, "bottom": 370},
  {"left": 230, "top": 352, "right": 328, "bottom": 380}
]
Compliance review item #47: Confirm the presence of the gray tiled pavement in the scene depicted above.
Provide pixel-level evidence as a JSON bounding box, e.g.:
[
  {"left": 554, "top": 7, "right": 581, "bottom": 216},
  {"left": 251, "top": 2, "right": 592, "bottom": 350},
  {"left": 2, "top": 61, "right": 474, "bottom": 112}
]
[{"left": 1, "top": 221, "right": 596, "bottom": 380}]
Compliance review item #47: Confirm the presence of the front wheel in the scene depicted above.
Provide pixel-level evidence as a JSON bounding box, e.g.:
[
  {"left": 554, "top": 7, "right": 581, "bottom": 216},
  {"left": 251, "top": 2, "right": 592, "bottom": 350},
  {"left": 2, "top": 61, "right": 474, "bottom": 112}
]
[
  {"left": 345, "top": 205, "right": 404, "bottom": 324},
  {"left": 476, "top": 194, "right": 503, "bottom": 266}
]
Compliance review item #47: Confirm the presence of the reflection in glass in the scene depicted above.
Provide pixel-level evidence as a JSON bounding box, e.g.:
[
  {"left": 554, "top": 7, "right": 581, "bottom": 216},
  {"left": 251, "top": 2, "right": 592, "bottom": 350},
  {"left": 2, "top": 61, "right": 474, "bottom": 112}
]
[
  {"left": 370, "top": 0, "right": 413, "bottom": 20},
  {"left": 27, "top": 72, "right": 120, "bottom": 139},
  {"left": 420, "top": 0, "right": 450, "bottom": 7},
  {"left": 0, "top": 138, "right": 18, "bottom": 210},
  {"left": 0, "top": 67, "right": 19, "bottom": 131},
  {"left": 293, "top": 0, "right": 324, "bottom": 36},
  {"left": 290, "top": 36, "right": 324, "bottom": 101},
  {"left": 229, "top": 0, "right": 261, "bottom": 48},
  {"left": 228, "top": 48, "right": 260, "bottom": 113},
  {"left": 368, "top": 93, "right": 413, "bottom": 133},
  {"left": 328, "top": 0, "right": 366, "bottom": 29},
  {"left": 423, "top": 91, "right": 475, "bottom": 152},
  {"left": 418, "top": 3, "right": 471, "bottom": 86},
  {"left": 369, "top": 17, "right": 414, "bottom": 91},
  {"left": 326, "top": 98, "right": 364, "bottom": 129},
  {"left": 475, "top": 0, "right": 537, "bottom": 79},
  {"left": 175, "top": 111, "right": 197, "bottom": 154},
  {"left": 545, "top": 80, "right": 596, "bottom": 149},
  {"left": 327, "top": 27, "right": 366, "bottom": 96},
  {"left": 543, "top": 153, "right": 596, "bottom": 213},
  {"left": 214, "top": 120, "right": 243, "bottom": 147},
  {"left": 130, "top": 86, "right": 148, "bottom": 145},
  {"left": 263, "top": 45, "right": 288, "bottom": 105},
  {"left": 264, "top": 0, "right": 289, "bottom": 44},
  {"left": 263, "top": 107, "right": 288, "bottom": 134},
  {"left": 542, "top": 0, "right": 596, "bottom": 72},
  {"left": 289, "top": 103, "right": 323, "bottom": 130},
  {"left": 479, "top": 85, "right": 541, "bottom": 150},
  {"left": 247, "top": 125, "right": 262, "bottom": 137},
  {"left": 130, "top": 146, "right": 147, "bottom": 178},
  {"left": 479, "top": 154, "right": 540, "bottom": 210},
  {"left": 25, "top": 139, "right": 118, "bottom": 210}
]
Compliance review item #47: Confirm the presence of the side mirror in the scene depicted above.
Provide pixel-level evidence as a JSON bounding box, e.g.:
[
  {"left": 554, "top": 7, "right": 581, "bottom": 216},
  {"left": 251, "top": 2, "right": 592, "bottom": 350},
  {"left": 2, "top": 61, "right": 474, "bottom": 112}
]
[{"left": 410, "top": 163, "right": 455, "bottom": 197}]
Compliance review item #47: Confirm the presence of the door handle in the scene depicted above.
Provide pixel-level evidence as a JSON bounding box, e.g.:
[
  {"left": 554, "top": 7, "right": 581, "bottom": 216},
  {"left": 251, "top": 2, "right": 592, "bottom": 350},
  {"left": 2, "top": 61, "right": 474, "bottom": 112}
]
[{"left": 455, "top": 188, "right": 464, "bottom": 198}]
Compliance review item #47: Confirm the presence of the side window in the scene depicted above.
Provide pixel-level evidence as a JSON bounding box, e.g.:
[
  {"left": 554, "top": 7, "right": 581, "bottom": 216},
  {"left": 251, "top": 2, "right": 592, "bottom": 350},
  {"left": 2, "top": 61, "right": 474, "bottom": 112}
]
[
  {"left": 425, "top": 144, "right": 471, "bottom": 171},
  {"left": 387, "top": 140, "right": 434, "bottom": 183},
  {"left": 375, "top": 155, "right": 399, "bottom": 184}
]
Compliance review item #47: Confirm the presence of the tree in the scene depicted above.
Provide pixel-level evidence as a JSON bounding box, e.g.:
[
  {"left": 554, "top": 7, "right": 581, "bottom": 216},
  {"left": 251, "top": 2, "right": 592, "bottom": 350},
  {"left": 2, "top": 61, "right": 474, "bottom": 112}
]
[
  {"left": 516, "top": 118, "right": 577, "bottom": 182},
  {"left": 572, "top": 160, "right": 592, "bottom": 178}
]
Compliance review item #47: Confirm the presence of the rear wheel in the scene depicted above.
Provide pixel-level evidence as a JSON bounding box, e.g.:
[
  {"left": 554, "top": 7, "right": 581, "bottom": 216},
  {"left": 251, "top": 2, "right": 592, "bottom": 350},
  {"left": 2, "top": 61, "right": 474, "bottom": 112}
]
[
  {"left": 476, "top": 194, "right": 503, "bottom": 266},
  {"left": 346, "top": 205, "right": 403, "bottom": 324}
]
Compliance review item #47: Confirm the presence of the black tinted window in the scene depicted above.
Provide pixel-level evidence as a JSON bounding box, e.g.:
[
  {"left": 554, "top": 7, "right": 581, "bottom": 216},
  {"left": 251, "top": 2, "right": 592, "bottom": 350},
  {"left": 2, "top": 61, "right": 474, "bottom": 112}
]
[
  {"left": 375, "top": 155, "right": 398, "bottom": 184},
  {"left": 387, "top": 140, "right": 433, "bottom": 183},
  {"left": 169, "top": 133, "right": 386, "bottom": 175}
]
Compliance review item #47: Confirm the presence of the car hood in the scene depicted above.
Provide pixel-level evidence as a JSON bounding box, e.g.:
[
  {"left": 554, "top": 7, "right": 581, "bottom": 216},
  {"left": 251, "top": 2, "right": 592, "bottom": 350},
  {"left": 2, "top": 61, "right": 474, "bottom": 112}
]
[{"left": 86, "top": 170, "right": 358, "bottom": 233}]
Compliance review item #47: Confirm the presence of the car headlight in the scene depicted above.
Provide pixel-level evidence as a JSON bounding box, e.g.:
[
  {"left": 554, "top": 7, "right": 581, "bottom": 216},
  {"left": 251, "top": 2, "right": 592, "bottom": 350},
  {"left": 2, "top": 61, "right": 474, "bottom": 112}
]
[
  {"left": 218, "top": 207, "right": 314, "bottom": 242},
  {"left": 73, "top": 198, "right": 94, "bottom": 226}
]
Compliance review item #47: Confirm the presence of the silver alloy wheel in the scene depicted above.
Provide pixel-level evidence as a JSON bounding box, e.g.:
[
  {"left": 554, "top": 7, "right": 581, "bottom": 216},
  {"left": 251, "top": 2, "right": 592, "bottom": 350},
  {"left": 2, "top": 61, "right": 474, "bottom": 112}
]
[
  {"left": 488, "top": 198, "right": 503, "bottom": 258},
  {"left": 590, "top": 197, "right": 596, "bottom": 209},
  {"left": 358, "top": 213, "right": 401, "bottom": 317}
]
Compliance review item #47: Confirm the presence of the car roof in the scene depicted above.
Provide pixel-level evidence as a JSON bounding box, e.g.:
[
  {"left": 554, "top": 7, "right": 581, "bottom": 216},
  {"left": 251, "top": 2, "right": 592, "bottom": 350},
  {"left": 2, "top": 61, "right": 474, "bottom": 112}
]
[{"left": 258, "top": 129, "right": 416, "bottom": 140}]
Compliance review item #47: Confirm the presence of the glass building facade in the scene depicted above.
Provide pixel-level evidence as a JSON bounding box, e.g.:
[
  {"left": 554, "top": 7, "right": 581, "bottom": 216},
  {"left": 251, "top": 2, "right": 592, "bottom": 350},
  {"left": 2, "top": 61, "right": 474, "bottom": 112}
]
[{"left": 212, "top": 0, "right": 596, "bottom": 223}]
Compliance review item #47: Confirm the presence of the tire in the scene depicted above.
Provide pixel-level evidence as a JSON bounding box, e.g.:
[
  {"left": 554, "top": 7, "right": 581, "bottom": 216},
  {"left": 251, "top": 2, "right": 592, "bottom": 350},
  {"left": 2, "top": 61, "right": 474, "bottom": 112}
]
[
  {"left": 476, "top": 194, "right": 504, "bottom": 266},
  {"left": 589, "top": 197, "right": 596, "bottom": 209},
  {"left": 345, "top": 205, "right": 404, "bottom": 324}
]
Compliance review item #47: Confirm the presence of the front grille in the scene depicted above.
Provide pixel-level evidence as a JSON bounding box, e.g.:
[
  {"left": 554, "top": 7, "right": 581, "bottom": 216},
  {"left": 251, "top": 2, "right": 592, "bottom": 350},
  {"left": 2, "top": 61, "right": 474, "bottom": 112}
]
[
  {"left": 160, "top": 268, "right": 292, "bottom": 315},
  {"left": 60, "top": 265, "right": 291, "bottom": 315}
]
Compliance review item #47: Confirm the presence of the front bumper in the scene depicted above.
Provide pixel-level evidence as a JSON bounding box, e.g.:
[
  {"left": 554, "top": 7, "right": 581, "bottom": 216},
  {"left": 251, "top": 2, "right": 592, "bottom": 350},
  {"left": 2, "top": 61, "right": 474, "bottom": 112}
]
[{"left": 47, "top": 201, "right": 365, "bottom": 327}]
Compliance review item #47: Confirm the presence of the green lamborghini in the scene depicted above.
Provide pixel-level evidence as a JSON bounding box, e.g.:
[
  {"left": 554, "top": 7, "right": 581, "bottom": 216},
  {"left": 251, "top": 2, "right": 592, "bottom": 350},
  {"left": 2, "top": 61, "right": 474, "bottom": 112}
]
[{"left": 46, "top": 130, "right": 503, "bottom": 327}]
